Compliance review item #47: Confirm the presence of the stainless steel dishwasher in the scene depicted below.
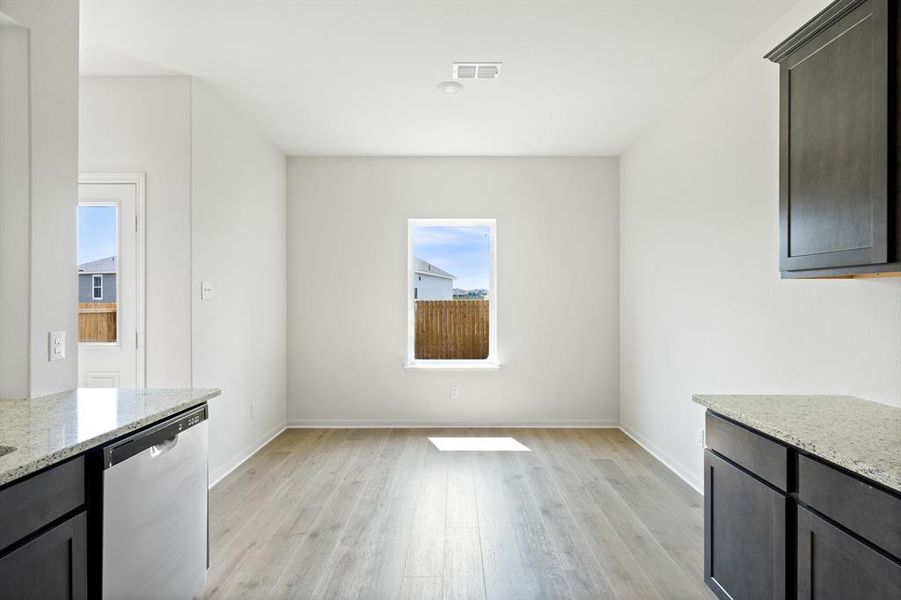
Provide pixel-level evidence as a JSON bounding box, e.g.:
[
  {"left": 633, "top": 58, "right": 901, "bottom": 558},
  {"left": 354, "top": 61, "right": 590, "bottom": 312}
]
[{"left": 102, "top": 404, "right": 208, "bottom": 600}]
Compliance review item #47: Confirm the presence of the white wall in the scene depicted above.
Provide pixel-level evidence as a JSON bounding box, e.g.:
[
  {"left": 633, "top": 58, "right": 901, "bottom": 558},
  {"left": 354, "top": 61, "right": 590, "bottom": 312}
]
[
  {"left": 79, "top": 76, "right": 287, "bottom": 483},
  {"left": 0, "top": 0, "right": 80, "bottom": 398},
  {"left": 190, "top": 79, "right": 287, "bottom": 484},
  {"left": 79, "top": 76, "right": 193, "bottom": 387},
  {"left": 619, "top": 0, "right": 901, "bottom": 492},
  {"left": 0, "top": 22, "right": 31, "bottom": 399},
  {"left": 287, "top": 157, "right": 619, "bottom": 426}
]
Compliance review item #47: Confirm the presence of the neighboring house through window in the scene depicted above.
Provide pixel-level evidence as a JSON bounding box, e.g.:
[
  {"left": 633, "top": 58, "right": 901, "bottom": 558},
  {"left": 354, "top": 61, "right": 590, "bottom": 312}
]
[
  {"left": 407, "top": 219, "right": 498, "bottom": 369},
  {"left": 78, "top": 256, "right": 118, "bottom": 304},
  {"left": 412, "top": 257, "right": 455, "bottom": 300}
]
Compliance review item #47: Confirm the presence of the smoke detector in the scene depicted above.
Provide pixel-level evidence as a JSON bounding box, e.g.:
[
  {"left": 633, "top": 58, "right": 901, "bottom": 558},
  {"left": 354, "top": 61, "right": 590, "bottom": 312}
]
[
  {"left": 437, "top": 80, "right": 464, "bottom": 94},
  {"left": 452, "top": 62, "right": 502, "bottom": 80}
]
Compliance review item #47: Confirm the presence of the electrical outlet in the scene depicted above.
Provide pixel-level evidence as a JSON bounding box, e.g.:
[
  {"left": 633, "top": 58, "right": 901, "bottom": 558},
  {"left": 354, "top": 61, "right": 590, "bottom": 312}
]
[
  {"left": 697, "top": 428, "right": 705, "bottom": 448},
  {"left": 49, "top": 331, "right": 66, "bottom": 361},
  {"left": 450, "top": 385, "right": 460, "bottom": 401}
]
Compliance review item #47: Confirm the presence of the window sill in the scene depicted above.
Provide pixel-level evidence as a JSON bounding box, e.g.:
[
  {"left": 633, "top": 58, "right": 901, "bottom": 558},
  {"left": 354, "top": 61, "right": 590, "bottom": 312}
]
[{"left": 404, "top": 360, "right": 501, "bottom": 373}]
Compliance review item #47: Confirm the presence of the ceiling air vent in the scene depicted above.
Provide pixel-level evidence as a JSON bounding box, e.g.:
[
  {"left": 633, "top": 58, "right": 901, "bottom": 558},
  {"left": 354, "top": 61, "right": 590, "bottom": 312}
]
[{"left": 452, "top": 62, "right": 502, "bottom": 80}]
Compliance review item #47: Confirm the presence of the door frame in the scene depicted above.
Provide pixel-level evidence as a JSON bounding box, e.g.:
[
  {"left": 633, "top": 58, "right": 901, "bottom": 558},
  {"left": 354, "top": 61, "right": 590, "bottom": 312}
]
[{"left": 78, "top": 173, "right": 146, "bottom": 388}]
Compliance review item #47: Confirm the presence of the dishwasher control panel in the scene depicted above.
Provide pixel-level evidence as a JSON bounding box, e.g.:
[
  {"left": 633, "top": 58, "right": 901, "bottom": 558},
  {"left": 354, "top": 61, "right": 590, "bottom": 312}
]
[{"left": 103, "top": 404, "right": 209, "bottom": 469}]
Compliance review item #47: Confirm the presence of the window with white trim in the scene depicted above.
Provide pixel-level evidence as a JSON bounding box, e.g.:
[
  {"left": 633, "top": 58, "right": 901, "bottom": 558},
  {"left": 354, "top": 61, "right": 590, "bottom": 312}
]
[
  {"left": 78, "top": 203, "right": 119, "bottom": 344},
  {"left": 407, "top": 219, "right": 498, "bottom": 369},
  {"left": 92, "top": 275, "right": 103, "bottom": 300}
]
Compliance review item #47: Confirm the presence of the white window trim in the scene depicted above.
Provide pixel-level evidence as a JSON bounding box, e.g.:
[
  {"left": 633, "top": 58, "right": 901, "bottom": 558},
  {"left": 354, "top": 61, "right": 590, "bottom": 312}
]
[
  {"left": 405, "top": 218, "right": 499, "bottom": 372},
  {"left": 92, "top": 274, "right": 104, "bottom": 300}
]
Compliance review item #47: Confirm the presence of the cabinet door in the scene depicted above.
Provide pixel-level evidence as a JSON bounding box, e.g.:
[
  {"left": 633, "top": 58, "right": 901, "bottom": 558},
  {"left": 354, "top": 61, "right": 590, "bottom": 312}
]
[
  {"left": 779, "top": 0, "right": 889, "bottom": 272},
  {"left": 0, "top": 512, "right": 87, "bottom": 600},
  {"left": 704, "top": 450, "right": 787, "bottom": 600},
  {"left": 797, "top": 506, "right": 901, "bottom": 600}
]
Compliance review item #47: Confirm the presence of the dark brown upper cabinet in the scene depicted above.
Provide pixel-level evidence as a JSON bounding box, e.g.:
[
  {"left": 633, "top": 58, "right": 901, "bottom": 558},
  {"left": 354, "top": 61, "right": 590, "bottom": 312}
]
[{"left": 766, "top": 0, "right": 900, "bottom": 279}]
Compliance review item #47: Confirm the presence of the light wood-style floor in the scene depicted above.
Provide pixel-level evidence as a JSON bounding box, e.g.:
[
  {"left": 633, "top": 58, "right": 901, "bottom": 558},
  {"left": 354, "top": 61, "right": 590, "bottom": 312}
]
[{"left": 197, "top": 428, "right": 713, "bottom": 600}]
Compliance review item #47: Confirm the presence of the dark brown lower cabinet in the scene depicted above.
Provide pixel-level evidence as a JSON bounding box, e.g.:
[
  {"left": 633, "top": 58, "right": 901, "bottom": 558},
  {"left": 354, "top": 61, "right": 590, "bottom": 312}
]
[
  {"left": 797, "top": 506, "right": 901, "bottom": 599},
  {"left": 0, "top": 512, "right": 87, "bottom": 600},
  {"left": 704, "top": 450, "right": 787, "bottom": 599},
  {"left": 703, "top": 408, "right": 901, "bottom": 600}
]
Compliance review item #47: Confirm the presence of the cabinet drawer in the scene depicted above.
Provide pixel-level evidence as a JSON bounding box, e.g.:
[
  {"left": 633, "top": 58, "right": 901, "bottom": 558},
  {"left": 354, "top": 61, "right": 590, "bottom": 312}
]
[
  {"left": 705, "top": 412, "right": 788, "bottom": 491},
  {"left": 0, "top": 456, "right": 85, "bottom": 550},
  {"left": 798, "top": 506, "right": 901, "bottom": 600},
  {"left": 798, "top": 454, "right": 901, "bottom": 559}
]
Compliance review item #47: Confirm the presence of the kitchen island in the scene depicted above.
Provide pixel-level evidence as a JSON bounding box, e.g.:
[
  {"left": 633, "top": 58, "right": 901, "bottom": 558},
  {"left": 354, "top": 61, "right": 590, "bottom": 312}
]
[
  {"left": 0, "top": 388, "right": 220, "bottom": 485},
  {"left": 0, "top": 388, "right": 220, "bottom": 599}
]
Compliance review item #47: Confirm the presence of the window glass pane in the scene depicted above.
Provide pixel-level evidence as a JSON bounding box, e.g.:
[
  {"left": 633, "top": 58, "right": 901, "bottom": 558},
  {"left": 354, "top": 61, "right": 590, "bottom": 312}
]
[
  {"left": 413, "top": 225, "right": 490, "bottom": 360},
  {"left": 78, "top": 205, "right": 118, "bottom": 343}
]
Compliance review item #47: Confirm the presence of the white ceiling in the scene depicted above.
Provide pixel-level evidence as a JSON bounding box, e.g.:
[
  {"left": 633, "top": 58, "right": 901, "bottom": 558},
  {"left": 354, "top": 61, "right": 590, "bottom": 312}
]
[{"left": 80, "top": 0, "right": 796, "bottom": 156}]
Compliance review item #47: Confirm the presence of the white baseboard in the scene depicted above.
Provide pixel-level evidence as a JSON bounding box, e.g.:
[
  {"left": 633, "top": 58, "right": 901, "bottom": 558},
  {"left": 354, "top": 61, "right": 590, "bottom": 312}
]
[
  {"left": 619, "top": 424, "right": 703, "bottom": 495},
  {"left": 286, "top": 418, "right": 620, "bottom": 428},
  {"left": 209, "top": 421, "right": 287, "bottom": 489}
]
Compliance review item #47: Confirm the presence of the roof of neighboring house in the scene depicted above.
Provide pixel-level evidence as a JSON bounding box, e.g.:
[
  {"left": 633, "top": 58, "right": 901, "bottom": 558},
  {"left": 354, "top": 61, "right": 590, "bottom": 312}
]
[
  {"left": 78, "top": 256, "right": 117, "bottom": 274},
  {"left": 414, "top": 257, "right": 454, "bottom": 279}
]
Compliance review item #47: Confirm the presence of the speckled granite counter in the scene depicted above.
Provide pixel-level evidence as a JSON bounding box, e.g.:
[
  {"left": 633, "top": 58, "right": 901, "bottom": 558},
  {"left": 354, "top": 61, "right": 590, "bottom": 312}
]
[
  {"left": 693, "top": 395, "right": 901, "bottom": 493},
  {"left": 0, "top": 388, "right": 220, "bottom": 486}
]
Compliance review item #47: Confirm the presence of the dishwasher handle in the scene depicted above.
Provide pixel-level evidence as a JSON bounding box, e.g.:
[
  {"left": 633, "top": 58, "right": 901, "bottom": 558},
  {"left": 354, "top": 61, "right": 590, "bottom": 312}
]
[
  {"left": 103, "top": 404, "right": 207, "bottom": 469},
  {"left": 150, "top": 435, "right": 179, "bottom": 458}
]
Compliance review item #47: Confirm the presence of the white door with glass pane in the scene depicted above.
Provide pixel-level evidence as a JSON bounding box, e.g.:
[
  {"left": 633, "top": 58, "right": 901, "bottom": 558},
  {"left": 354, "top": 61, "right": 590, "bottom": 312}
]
[{"left": 78, "top": 180, "right": 142, "bottom": 388}]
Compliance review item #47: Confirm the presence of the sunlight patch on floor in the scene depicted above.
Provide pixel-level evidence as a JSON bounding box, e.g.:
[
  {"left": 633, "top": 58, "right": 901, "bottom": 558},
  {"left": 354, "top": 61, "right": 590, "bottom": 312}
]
[{"left": 428, "top": 437, "right": 531, "bottom": 452}]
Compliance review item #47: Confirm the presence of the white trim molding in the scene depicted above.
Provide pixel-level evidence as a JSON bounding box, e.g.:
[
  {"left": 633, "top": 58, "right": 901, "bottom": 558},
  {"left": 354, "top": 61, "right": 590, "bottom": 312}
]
[
  {"left": 287, "top": 419, "right": 619, "bottom": 428},
  {"left": 406, "top": 218, "right": 498, "bottom": 371},
  {"left": 619, "top": 424, "right": 703, "bottom": 494},
  {"left": 403, "top": 360, "right": 500, "bottom": 372},
  {"left": 209, "top": 421, "right": 288, "bottom": 488},
  {"left": 78, "top": 173, "right": 147, "bottom": 387}
]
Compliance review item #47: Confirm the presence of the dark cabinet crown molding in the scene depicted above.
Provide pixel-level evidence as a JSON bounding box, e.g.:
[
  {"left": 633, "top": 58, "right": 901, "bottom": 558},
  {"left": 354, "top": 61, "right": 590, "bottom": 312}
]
[{"left": 765, "top": 0, "right": 870, "bottom": 62}]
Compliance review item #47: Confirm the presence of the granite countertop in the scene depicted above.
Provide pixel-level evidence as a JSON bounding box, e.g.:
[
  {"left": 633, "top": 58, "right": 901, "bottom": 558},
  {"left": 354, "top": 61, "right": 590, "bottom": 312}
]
[
  {"left": 693, "top": 394, "right": 901, "bottom": 492},
  {"left": 0, "top": 388, "right": 221, "bottom": 486}
]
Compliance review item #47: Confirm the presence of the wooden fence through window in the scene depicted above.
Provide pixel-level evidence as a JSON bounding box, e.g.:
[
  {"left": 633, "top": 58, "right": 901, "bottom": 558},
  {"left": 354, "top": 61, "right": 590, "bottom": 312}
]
[
  {"left": 79, "top": 303, "right": 117, "bottom": 343},
  {"left": 415, "top": 300, "right": 488, "bottom": 359}
]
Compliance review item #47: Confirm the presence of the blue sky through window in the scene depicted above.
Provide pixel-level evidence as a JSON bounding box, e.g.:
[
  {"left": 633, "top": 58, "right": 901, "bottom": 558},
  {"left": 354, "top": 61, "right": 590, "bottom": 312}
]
[
  {"left": 413, "top": 225, "right": 490, "bottom": 290},
  {"left": 78, "top": 205, "right": 117, "bottom": 265}
]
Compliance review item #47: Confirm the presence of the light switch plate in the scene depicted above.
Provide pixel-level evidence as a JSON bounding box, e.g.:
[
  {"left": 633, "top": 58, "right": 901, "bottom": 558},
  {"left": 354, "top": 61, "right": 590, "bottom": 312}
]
[
  {"left": 49, "top": 331, "right": 66, "bottom": 361},
  {"left": 201, "top": 281, "right": 214, "bottom": 300}
]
